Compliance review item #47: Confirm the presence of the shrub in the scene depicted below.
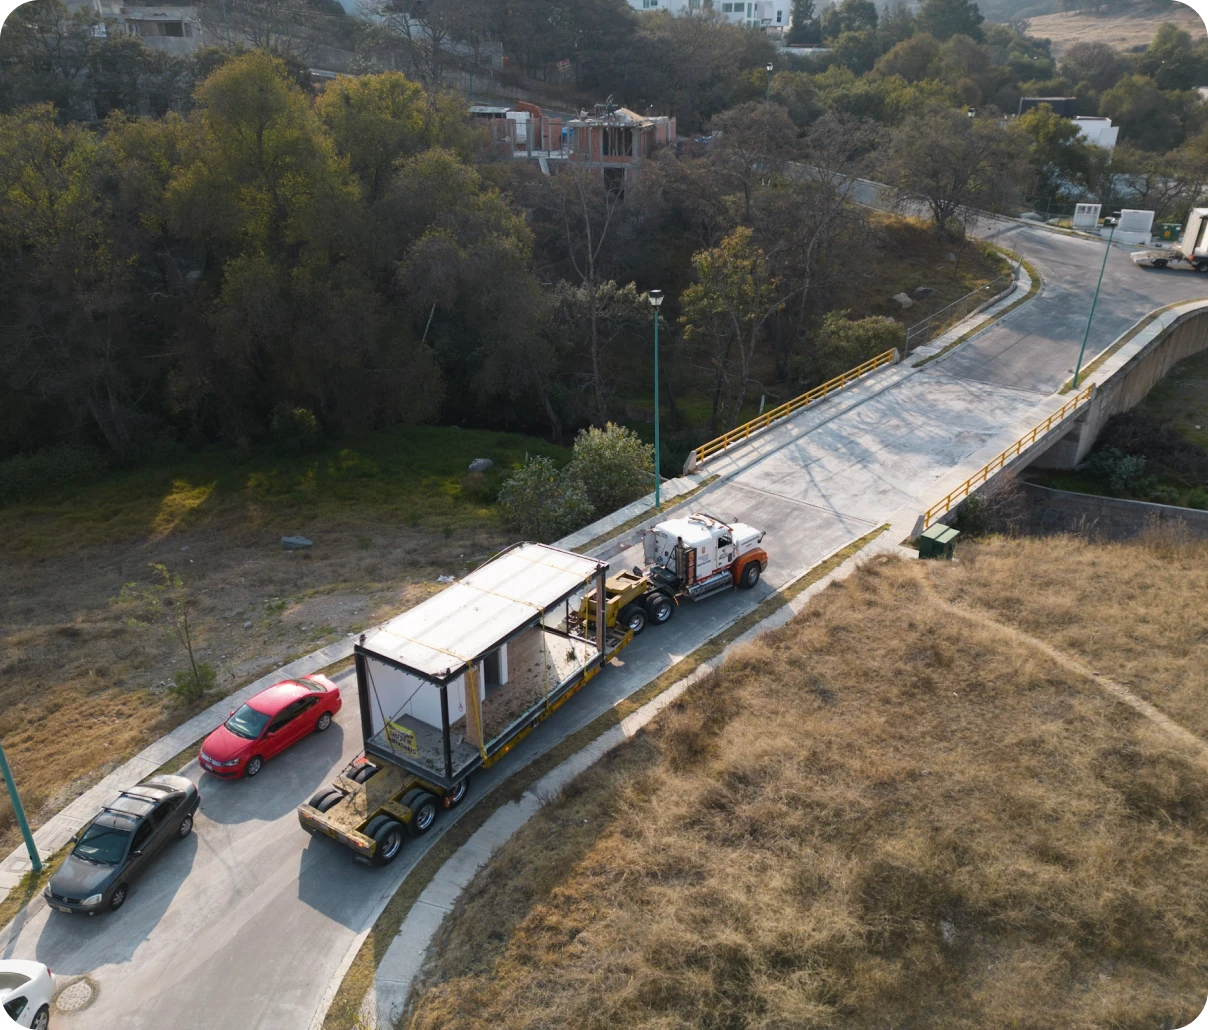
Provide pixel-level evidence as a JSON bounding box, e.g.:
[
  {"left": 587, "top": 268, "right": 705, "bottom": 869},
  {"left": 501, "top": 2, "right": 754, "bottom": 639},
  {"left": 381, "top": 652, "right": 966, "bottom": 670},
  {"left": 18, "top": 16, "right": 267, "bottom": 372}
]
[
  {"left": 498, "top": 456, "right": 594, "bottom": 541},
  {"left": 170, "top": 662, "right": 216, "bottom": 704},
  {"left": 1147, "top": 484, "right": 1181, "bottom": 506},
  {"left": 1087, "top": 447, "right": 1149, "bottom": 495},
  {"left": 269, "top": 403, "right": 322, "bottom": 453},
  {"left": 0, "top": 445, "right": 107, "bottom": 507},
  {"left": 814, "top": 311, "right": 905, "bottom": 383},
  {"left": 568, "top": 423, "right": 655, "bottom": 516},
  {"left": 1186, "top": 487, "right": 1208, "bottom": 511}
]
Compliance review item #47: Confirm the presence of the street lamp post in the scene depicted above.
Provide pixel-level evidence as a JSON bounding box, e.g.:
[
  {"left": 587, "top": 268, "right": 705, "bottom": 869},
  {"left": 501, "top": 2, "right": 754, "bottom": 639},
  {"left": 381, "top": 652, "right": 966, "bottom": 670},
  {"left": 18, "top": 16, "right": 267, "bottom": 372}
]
[
  {"left": 765, "top": 62, "right": 774, "bottom": 102},
  {"left": 1073, "top": 216, "right": 1116, "bottom": 390},
  {"left": 0, "top": 740, "right": 40, "bottom": 873},
  {"left": 649, "top": 290, "right": 664, "bottom": 509}
]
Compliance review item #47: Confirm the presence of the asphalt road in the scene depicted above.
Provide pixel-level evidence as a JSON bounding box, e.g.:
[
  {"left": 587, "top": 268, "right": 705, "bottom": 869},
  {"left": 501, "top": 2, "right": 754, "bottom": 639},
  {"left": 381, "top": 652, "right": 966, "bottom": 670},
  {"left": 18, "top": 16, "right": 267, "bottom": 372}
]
[{"left": 1, "top": 221, "right": 1205, "bottom": 1030}]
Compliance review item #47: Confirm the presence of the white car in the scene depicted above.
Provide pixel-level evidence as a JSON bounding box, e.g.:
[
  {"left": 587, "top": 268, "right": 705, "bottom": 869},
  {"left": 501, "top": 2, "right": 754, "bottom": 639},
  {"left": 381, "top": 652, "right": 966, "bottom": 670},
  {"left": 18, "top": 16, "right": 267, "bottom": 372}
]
[{"left": 0, "top": 961, "right": 53, "bottom": 1030}]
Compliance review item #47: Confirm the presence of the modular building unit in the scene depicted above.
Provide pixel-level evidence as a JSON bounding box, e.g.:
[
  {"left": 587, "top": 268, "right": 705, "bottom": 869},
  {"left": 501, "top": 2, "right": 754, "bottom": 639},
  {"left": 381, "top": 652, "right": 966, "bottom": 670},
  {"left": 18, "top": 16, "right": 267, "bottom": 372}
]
[{"left": 354, "top": 542, "right": 614, "bottom": 789}]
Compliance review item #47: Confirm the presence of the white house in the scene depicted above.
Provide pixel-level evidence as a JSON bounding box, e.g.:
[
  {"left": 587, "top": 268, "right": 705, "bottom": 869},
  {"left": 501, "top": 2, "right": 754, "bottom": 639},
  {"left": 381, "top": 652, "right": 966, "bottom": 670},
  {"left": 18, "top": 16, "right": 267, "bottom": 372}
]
[
  {"left": 92, "top": 0, "right": 206, "bottom": 54},
  {"left": 629, "top": 0, "right": 789, "bottom": 31},
  {"left": 1073, "top": 116, "right": 1120, "bottom": 151}
]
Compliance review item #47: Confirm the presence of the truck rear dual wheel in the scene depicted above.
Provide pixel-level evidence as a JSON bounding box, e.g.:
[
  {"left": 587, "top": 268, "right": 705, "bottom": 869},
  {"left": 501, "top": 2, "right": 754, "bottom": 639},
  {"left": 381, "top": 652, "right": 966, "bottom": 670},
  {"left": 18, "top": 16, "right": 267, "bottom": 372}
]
[
  {"left": 644, "top": 593, "right": 674, "bottom": 625},
  {"left": 308, "top": 788, "right": 343, "bottom": 812},
  {"left": 402, "top": 789, "right": 439, "bottom": 837},
  {"left": 619, "top": 604, "right": 648, "bottom": 635},
  {"left": 366, "top": 816, "right": 404, "bottom": 866}
]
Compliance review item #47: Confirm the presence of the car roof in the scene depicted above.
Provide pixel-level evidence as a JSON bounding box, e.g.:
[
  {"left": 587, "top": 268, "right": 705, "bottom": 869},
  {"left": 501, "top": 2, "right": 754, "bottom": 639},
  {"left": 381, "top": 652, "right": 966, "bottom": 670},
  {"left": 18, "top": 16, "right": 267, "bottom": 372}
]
[
  {"left": 246, "top": 680, "right": 309, "bottom": 713},
  {"left": 97, "top": 782, "right": 179, "bottom": 822}
]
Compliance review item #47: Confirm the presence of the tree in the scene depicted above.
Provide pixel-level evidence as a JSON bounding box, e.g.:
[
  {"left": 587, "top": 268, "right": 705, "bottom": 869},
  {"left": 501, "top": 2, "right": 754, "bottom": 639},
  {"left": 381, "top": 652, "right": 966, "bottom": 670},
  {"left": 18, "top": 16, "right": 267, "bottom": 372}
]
[
  {"left": 709, "top": 101, "right": 799, "bottom": 223},
  {"left": 820, "top": 0, "right": 878, "bottom": 40},
  {"left": 1017, "top": 102, "right": 1095, "bottom": 201},
  {"left": 787, "top": 0, "right": 821, "bottom": 45},
  {"left": 1060, "top": 41, "right": 1127, "bottom": 94},
  {"left": 916, "top": 0, "right": 984, "bottom": 43},
  {"left": 888, "top": 106, "right": 1026, "bottom": 237},
  {"left": 873, "top": 34, "right": 941, "bottom": 83},
  {"left": 547, "top": 165, "right": 627, "bottom": 425},
  {"left": 0, "top": 0, "right": 101, "bottom": 118},
  {"left": 117, "top": 564, "right": 215, "bottom": 702},
  {"left": 813, "top": 311, "right": 903, "bottom": 380},
  {"left": 314, "top": 72, "right": 432, "bottom": 201},
  {"left": 1099, "top": 74, "right": 1183, "bottom": 152},
  {"left": 680, "top": 227, "right": 783, "bottom": 432},
  {"left": 568, "top": 423, "right": 655, "bottom": 515},
  {"left": 498, "top": 456, "right": 594, "bottom": 541},
  {"left": 1139, "top": 23, "right": 1208, "bottom": 93}
]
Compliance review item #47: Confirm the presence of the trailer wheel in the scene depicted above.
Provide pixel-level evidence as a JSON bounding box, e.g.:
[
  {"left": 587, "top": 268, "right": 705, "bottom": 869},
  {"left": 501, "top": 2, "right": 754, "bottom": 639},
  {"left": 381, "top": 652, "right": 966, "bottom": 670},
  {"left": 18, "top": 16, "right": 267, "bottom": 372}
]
[
  {"left": 316, "top": 791, "right": 344, "bottom": 813},
  {"left": 363, "top": 814, "right": 391, "bottom": 840},
  {"left": 1153, "top": 259, "right": 1168, "bottom": 268},
  {"left": 406, "top": 792, "right": 439, "bottom": 836},
  {"left": 445, "top": 778, "right": 470, "bottom": 808},
  {"left": 738, "top": 561, "right": 761, "bottom": 589},
  {"left": 307, "top": 787, "right": 339, "bottom": 810},
  {"left": 619, "top": 604, "right": 648, "bottom": 635},
  {"left": 371, "top": 820, "right": 405, "bottom": 866},
  {"left": 353, "top": 764, "right": 378, "bottom": 784},
  {"left": 644, "top": 592, "right": 674, "bottom": 625}
]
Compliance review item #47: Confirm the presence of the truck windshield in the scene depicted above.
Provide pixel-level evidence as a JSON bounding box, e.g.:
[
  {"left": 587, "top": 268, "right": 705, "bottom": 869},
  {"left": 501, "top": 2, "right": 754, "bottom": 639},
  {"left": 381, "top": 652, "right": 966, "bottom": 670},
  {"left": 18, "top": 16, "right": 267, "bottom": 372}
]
[
  {"left": 225, "top": 704, "right": 271, "bottom": 739},
  {"left": 73, "top": 823, "right": 131, "bottom": 865}
]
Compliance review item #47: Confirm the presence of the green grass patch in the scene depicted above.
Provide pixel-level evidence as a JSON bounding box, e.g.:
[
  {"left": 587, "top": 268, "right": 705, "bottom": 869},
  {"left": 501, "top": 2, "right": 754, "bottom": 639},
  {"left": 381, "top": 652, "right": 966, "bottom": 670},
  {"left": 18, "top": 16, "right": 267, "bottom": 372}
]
[
  {"left": 0, "top": 426, "right": 570, "bottom": 557},
  {"left": 0, "top": 842, "right": 74, "bottom": 934}
]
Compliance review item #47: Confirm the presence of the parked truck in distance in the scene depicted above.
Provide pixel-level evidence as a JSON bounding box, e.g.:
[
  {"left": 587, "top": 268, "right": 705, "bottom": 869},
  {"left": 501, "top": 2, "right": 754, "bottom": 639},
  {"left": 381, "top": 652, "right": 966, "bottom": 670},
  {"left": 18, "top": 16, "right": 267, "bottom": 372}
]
[
  {"left": 1132, "top": 208, "right": 1208, "bottom": 271},
  {"left": 298, "top": 516, "right": 770, "bottom": 866}
]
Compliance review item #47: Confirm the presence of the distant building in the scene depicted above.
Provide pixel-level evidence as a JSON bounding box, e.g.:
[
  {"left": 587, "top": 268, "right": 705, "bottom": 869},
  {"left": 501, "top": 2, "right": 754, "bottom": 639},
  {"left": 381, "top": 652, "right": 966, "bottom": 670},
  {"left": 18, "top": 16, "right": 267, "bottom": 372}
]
[
  {"left": 92, "top": 0, "right": 206, "bottom": 54},
  {"left": 1072, "top": 116, "right": 1119, "bottom": 151},
  {"left": 472, "top": 99, "right": 675, "bottom": 188},
  {"left": 1018, "top": 96, "right": 1078, "bottom": 118},
  {"left": 778, "top": 44, "right": 832, "bottom": 59},
  {"left": 627, "top": 0, "right": 789, "bottom": 30}
]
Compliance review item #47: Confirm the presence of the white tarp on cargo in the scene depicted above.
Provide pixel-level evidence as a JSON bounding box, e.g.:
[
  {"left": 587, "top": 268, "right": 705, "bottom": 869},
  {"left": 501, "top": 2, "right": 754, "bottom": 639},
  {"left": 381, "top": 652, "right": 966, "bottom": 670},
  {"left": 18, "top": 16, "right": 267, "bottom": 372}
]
[{"left": 362, "top": 543, "right": 603, "bottom": 680}]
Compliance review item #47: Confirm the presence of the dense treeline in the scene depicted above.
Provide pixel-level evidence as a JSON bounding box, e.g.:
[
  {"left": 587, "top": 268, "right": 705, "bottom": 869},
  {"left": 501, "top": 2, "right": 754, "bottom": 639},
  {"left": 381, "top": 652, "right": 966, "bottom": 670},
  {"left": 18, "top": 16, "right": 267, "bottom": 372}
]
[{"left": 1, "top": 0, "right": 1205, "bottom": 468}]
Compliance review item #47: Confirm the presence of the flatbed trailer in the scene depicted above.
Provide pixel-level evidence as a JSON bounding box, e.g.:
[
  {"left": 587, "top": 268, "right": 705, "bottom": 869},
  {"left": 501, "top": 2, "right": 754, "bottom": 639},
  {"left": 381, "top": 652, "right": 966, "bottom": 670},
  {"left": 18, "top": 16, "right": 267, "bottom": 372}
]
[
  {"left": 1132, "top": 207, "right": 1208, "bottom": 272},
  {"left": 297, "top": 542, "right": 632, "bottom": 864}
]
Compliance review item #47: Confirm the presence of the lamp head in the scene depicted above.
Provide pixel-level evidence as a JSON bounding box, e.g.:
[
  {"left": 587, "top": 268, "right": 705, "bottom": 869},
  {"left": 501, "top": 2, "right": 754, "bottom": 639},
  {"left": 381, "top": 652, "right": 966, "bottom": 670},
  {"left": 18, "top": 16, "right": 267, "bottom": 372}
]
[
  {"left": 649, "top": 289, "right": 664, "bottom": 308},
  {"left": 766, "top": 63, "right": 774, "bottom": 72}
]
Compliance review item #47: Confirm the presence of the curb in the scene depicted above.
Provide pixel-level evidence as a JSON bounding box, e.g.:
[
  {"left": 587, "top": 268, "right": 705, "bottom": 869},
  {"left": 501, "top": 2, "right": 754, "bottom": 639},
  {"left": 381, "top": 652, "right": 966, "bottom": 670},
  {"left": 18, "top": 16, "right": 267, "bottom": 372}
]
[{"left": 0, "top": 635, "right": 360, "bottom": 892}]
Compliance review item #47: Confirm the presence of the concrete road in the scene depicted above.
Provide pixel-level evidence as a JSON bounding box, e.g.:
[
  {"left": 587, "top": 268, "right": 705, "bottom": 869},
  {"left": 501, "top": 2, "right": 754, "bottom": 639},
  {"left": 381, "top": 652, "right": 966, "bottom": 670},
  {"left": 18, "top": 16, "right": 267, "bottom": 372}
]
[{"left": 1, "top": 221, "right": 1205, "bottom": 1029}]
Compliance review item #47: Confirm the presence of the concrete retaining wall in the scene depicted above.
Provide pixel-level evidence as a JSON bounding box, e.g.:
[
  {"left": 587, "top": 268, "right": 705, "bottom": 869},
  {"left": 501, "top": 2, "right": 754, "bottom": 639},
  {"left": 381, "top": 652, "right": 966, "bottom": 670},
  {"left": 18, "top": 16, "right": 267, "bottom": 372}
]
[
  {"left": 1021, "top": 482, "right": 1208, "bottom": 540},
  {"left": 1033, "top": 303, "right": 1208, "bottom": 469}
]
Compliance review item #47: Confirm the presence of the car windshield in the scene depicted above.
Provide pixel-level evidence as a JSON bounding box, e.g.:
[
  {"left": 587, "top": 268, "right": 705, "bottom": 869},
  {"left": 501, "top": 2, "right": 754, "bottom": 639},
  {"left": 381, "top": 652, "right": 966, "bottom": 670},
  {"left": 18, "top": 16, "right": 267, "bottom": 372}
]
[
  {"left": 73, "top": 823, "right": 131, "bottom": 865},
  {"left": 225, "top": 704, "right": 271, "bottom": 740}
]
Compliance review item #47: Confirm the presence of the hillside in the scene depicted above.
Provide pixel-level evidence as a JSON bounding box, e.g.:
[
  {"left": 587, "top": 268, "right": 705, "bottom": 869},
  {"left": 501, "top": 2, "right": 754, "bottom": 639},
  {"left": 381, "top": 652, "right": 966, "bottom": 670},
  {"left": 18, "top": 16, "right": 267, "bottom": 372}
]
[
  {"left": 1024, "top": 2, "right": 1205, "bottom": 58},
  {"left": 406, "top": 531, "right": 1208, "bottom": 1030}
]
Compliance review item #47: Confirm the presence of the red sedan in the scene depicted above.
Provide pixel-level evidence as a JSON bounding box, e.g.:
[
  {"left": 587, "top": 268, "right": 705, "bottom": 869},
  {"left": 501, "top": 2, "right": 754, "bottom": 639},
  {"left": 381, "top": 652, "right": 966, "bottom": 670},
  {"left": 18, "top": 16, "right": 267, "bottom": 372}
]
[{"left": 199, "top": 675, "right": 342, "bottom": 779}]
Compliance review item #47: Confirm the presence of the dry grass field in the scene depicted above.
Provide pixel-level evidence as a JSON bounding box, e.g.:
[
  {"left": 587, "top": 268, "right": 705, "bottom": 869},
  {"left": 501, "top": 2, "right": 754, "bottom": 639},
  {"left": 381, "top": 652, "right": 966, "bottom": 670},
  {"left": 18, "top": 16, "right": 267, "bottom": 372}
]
[
  {"left": 1024, "top": 2, "right": 1205, "bottom": 59},
  {"left": 406, "top": 531, "right": 1208, "bottom": 1030}
]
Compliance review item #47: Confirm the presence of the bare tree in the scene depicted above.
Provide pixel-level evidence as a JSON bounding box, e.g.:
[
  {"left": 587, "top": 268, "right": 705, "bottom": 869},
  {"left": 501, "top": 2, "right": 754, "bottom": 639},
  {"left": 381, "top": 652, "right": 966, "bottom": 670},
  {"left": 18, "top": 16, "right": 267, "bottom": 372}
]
[{"left": 356, "top": 0, "right": 456, "bottom": 86}]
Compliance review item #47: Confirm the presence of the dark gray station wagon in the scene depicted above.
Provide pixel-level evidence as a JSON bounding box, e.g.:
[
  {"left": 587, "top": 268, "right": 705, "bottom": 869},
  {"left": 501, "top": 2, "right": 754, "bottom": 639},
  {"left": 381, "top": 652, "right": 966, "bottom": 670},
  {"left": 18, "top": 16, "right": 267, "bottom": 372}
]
[{"left": 44, "top": 774, "right": 200, "bottom": 914}]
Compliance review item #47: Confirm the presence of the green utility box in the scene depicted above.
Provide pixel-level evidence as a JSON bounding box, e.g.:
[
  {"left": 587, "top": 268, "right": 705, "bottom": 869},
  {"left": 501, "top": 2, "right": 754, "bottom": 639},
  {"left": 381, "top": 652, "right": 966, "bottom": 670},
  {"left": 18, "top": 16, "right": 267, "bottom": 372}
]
[
  {"left": 918, "top": 523, "right": 960, "bottom": 560},
  {"left": 1155, "top": 223, "right": 1182, "bottom": 242}
]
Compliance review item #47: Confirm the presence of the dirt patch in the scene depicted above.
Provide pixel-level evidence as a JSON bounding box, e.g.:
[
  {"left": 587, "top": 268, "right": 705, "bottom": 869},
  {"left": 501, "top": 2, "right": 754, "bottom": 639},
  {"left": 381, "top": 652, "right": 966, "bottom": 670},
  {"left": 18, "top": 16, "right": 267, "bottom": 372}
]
[
  {"left": 406, "top": 535, "right": 1208, "bottom": 1030},
  {"left": 0, "top": 517, "right": 509, "bottom": 857}
]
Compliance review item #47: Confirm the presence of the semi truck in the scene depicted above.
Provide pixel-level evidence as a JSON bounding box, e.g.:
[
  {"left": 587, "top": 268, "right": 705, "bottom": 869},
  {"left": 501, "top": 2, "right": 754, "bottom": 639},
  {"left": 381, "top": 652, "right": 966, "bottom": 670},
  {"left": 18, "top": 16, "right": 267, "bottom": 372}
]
[
  {"left": 297, "top": 515, "right": 768, "bottom": 865},
  {"left": 1131, "top": 208, "right": 1208, "bottom": 271}
]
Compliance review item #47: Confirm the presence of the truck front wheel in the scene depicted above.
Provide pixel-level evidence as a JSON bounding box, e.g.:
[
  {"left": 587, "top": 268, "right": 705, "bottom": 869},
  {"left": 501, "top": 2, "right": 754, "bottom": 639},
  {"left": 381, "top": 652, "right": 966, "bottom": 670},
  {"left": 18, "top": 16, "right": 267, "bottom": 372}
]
[
  {"left": 738, "top": 561, "right": 761, "bottom": 589},
  {"left": 371, "top": 819, "right": 405, "bottom": 866},
  {"left": 644, "top": 593, "right": 674, "bottom": 625},
  {"left": 619, "top": 604, "right": 648, "bottom": 635},
  {"left": 1197, "top": 261, "right": 1208, "bottom": 273}
]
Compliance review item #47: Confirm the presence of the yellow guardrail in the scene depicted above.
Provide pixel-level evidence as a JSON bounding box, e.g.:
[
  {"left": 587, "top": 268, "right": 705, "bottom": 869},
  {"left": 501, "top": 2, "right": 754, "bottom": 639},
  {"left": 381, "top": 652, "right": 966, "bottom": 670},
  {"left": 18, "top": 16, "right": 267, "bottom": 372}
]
[
  {"left": 922, "top": 384, "right": 1095, "bottom": 530},
  {"left": 693, "top": 349, "right": 899, "bottom": 466}
]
